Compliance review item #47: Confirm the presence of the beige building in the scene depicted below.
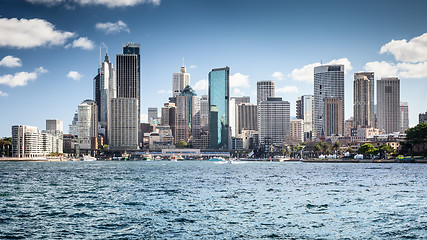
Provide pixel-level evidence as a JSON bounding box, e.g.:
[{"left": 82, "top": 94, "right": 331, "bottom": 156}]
[
  {"left": 109, "top": 98, "right": 139, "bottom": 150},
  {"left": 289, "top": 119, "right": 304, "bottom": 144},
  {"left": 324, "top": 97, "right": 344, "bottom": 137},
  {"left": 377, "top": 77, "right": 400, "bottom": 133},
  {"left": 354, "top": 72, "right": 375, "bottom": 128}
]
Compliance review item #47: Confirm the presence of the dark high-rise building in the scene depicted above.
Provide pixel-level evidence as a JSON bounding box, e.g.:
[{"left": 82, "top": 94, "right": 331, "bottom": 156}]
[
  {"left": 208, "top": 67, "right": 230, "bottom": 149},
  {"left": 116, "top": 43, "right": 141, "bottom": 126}
]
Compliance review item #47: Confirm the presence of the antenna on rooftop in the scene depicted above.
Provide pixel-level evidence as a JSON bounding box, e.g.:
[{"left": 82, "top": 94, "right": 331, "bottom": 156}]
[
  {"left": 99, "top": 46, "right": 101, "bottom": 68},
  {"left": 320, "top": 59, "right": 323, "bottom": 65}
]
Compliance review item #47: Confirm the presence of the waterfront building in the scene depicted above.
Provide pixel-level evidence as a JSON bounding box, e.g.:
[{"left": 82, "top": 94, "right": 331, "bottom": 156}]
[
  {"left": 176, "top": 85, "right": 201, "bottom": 142},
  {"left": 93, "top": 53, "right": 115, "bottom": 142},
  {"left": 208, "top": 67, "right": 230, "bottom": 149},
  {"left": 354, "top": 72, "right": 375, "bottom": 128},
  {"left": 173, "top": 65, "right": 190, "bottom": 97},
  {"left": 109, "top": 98, "right": 139, "bottom": 150},
  {"left": 116, "top": 43, "right": 141, "bottom": 127},
  {"left": 296, "top": 95, "right": 314, "bottom": 140},
  {"left": 230, "top": 137, "right": 243, "bottom": 151},
  {"left": 257, "top": 81, "right": 275, "bottom": 105},
  {"left": 377, "top": 77, "right": 400, "bottom": 133},
  {"left": 148, "top": 107, "right": 158, "bottom": 124},
  {"left": 420, "top": 112, "right": 427, "bottom": 123},
  {"left": 45, "top": 119, "right": 63, "bottom": 153},
  {"left": 400, "top": 102, "right": 409, "bottom": 133},
  {"left": 289, "top": 119, "right": 304, "bottom": 144},
  {"left": 259, "top": 97, "right": 290, "bottom": 147},
  {"left": 200, "top": 95, "right": 209, "bottom": 129},
  {"left": 12, "top": 125, "right": 43, "bottom": 158},
  {"left": 314, "top": 65, "right": 344, "bottom": 137},
  {"left": 324, "top": 97, "right": 344, "bottom": 136},
  {"left": 68, "top": 111, "right": 78, "bottom": 136},
  {"left": 77, "top": 100, "right": 98, "bottom": 152},
  {"left": 241, "top": 129, "right": 259, "bottom": 150},
  {"left": 237, "top": 103, "right": 257, "bottom": 134}
]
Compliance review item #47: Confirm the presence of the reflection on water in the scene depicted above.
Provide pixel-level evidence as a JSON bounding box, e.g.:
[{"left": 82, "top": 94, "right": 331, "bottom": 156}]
[{"left": 0, "top": 161, "right": 426, "bottom": 239}]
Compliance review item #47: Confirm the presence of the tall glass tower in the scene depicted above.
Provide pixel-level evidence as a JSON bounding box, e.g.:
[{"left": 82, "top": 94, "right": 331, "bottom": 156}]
[{"left": 208, "top": 67, "right": 229, "bottom": 149}]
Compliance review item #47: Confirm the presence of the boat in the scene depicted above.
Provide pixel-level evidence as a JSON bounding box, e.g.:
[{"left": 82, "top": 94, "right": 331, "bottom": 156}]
[
  {"left": 170, "top": 154, "right": 184, "bottom": 161},
  {"left": 121, "top": 152, "right": 129, "bottom": 160},
  {"left": 142, "top": 152, "right": 152, "bottom": 161},
  {"left": 209, "top": 157, "right": 225, "bottom": 161},
  {"left": 82, "top": 155, "right": 96, "bottom": 161}
]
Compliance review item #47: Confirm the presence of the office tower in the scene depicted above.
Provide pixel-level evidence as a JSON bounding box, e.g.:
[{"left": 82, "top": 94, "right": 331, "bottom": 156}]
[
  {"left": 420, "top": 112, "right": 427, "bottom": 123},
  {"left": 209, "top": 67, "right": 229, "bottom": 149},
  {"left": 148, "top": 107, "right": 158, "bottom": 124},
  {"left": 257, "top": 81, "right": 275, "bottom": 105},
  {"left": 116, "top": 43, "right": 141, "bottom": 127},
  {"left": 324, "top": 97, "right": 344, "bottom": 136},
  {"left": 290, "top": 119, "right": 304, "bottom": 143},
  {"left": 200, "top": 95, "right": 209, "bottom": 129},
  {"left": 68, "top": 112, "right": 78, "bottom": 136},
  {"left": 12, "top": 125, "right": 42, "bottom": 158},
  {"left": 161, "top": 102, "right": 177, "bottom": 142},
  {"left": 314, "top": 65, "right": 344, "bottom": 137},
  {"left": 109, "top": 98, "right": 139, "bottom": 150},
  {"left": 172, "top": 65, "right": 190, "bottom": 97},
  {"left": 176, "top": 85, "right": 200, "bottom": 142},
  {"left": 259, "top": 97, "right": 290, "bottom": 147},
  {"left": 296, "top": 95, "right": 314, "bottom": 140},
  {"left": 94, "top": 53, "right": 116, "bottom": 126},
  {"left": 354, "top": 72, "right": 374, "bottom": 128},
  {"left": 400, "top": 102, "right": 409, "bottom": 133},
  {"left": 45, "top": 119, "right": 63, "bottom": 153},
  {"left": 77, "top": 100, "right": 98, "bottom": 151},
  {"left": 230, "top": 96, "right": 250, "bottom": 106},
  {"left": 237, "top": 103, "right": 257, "bottom": 134},
  {"left": 377, "top": 77, "right": 400, "bottom": 133}
]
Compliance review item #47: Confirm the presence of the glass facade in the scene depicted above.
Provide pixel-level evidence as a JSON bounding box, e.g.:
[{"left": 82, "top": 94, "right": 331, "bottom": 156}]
[{"left": 208, "top": 67, "right": 229, "bottom": 149}]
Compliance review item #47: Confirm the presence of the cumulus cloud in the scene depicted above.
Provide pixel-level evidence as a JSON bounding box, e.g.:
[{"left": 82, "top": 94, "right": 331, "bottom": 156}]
[
  {"left": 0, "top": 17, "right": 75, "bottom": 48},
  {"left": 67, "top": 71, "right": 83, "bottom": 81},
  {"left": 193, "top": 79, "right": 208, "bottom": 91},
  {"left": 95, "top": 20, "right": 130, "bottom": 34},
  {"left": 0, "top": 56, "right": 22, "bottom": 68},
  {"left": 364, "top": 61, "right": 427, "bottom": 79},
  {"left": 271, "top": 71, "right": 284, "bottom": 80},
  {"left": 189, "top": 65, "right": 198, "bottom": 69},
  {"left": 0, "top": 90, "right": 8, "bottom": 97},
  {"left": 27, "top": 0, "right": 161, "bottom": 8},
  {"left": 276, "top": 86, "right": 299, "bottom": 94},
  {"left": 0, "top": 67, "right": 47, "bottom": 87},
  {"left": 230, "top": 73, "right": 250, "bottom": 96},
  {"left": 380, "top": 33, "right": 427, "bottom": 63},
  {"left": 289, "top": 58, "right": 353, "bottom": 83},
  {"left": 65, "top": 37, "right": 95, "bottom": 50}
]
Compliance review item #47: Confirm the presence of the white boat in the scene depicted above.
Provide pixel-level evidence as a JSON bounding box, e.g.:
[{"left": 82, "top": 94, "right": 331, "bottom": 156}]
[{"left": 82, "top": 155, "right": 96, "bottom": 161}]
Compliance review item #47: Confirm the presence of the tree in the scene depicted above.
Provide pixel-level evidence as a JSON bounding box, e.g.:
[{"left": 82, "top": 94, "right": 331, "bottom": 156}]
[
  {"left": 175, "top": 140, "right": 188, "bottom": 148},
  {"left": 332, "top": 141, "right": 341, "bottom": 153},
  {"left": 404, "top": 123, "right": 427, "bottom": 156},
  {"left": 379, "top": 145, "right": 394, "bottom": 154},
  {"left": 358, "top": 143, "right": 378, "bottom": 158},
  {"left": 347, "top": 147, "right": 354, "bottom": 153},
  {"left": 314, "top": 141, "right": 330, "bottom": 155}
]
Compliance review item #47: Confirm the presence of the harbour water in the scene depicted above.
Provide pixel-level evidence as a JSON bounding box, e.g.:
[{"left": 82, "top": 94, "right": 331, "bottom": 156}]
[{"left": 0, "top": 161, "right": 426, "bottom": 239}]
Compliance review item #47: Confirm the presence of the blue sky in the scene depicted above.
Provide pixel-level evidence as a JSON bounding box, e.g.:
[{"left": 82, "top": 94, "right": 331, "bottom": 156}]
[{"left": 1, "top": 0, "right": 427, "bottom": 137}]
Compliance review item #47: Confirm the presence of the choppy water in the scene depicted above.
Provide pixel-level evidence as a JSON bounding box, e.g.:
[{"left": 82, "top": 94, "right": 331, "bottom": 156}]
[{"left": 0, "top": 161, "right": 426, "bottom": 239}]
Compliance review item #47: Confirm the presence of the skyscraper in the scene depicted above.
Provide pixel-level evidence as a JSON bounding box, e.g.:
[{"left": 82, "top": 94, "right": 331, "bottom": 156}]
[
  {"left": 259, "top": 97, "right": 290, "bottom": 147},
  {"left": 148, "top": 107, "right": 158, "bottom": 124},
  {"left": 289, "top": 119, "right": 304, "bottom": 143},
  {"left": 377, "top": 77, "right": 400, "bottom": 133},
  {"left": 176, "top": 85, "right": 200, "bottom": 142},
  {"left": 77, "top": 100, "right": 98, "bottom": 151},
  {"left": 200, "top": 95, "right": 209, "bottom": 129},
  {"left": 45, "top": 119, "right": 63, "bottom": 153},
  {"left": 400, "top": 102, "right": 409, "bottom": 133},
  {"left": 324, "top": 97, "right": 344, "bottom": 136},
  {"left": 109, "top": 98, "right": 139, "bottom": 150},
  {"left": 116, "top": 43, "right": 141, "bottom": 126},
  {"left": 296, "top": 95, "right": 314, "bottom": 140},
  {"left": 237, "top": 103, "right": 257, "bottom": 134},
  {"left": 257, "top": 81, "right": 275, "bottom": 105},
  {"left": 208, "top": 67, "right": 229, "bottom": 149},
  {"left": 172, "top": 65, "right": 190, "bottom": 97},
  {"left": 93, "top": 53, "right": 115, "bottom": 142},
  {"left": 314, "top": 65, "right": 344, "bottom": 137},
  {"left": 354, "top": 72, "right": 374, "bottom": 128}
]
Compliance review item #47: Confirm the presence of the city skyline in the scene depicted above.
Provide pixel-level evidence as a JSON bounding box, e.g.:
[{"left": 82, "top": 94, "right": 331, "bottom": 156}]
[{"left": 1, "top": 0, "right": 427, "bottom": 137}]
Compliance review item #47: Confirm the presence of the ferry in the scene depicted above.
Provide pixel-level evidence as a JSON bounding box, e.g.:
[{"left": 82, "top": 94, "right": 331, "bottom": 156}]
[
  {"left": 121, "top": 152, "right": 129, "bottom": 160},
  {"left": 142, "top": 153, "right": 152, "bottom": 161},
  {"left": 82, "top": 155, "right": 96, "bottom": 161}
]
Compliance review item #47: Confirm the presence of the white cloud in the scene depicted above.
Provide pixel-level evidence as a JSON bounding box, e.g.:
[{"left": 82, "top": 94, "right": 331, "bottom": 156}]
[
  {"left": 67, "top": 71, "right": 83, "bottom": 81},
  {"left": 0, "top": 17, "right": 75, "bottom": 49},
  {"left": 65, "top": 37, "right": 95, "bottom": 50},
  {"left": 289, "top": 58, "right": 353, "bottom": 83},
  {"left": 95, "top": 20, "right": 130, "bottom": 34},
  {"left": 0, "top": 67, "right": 47, "bottom": 88},
  {"left": 0, "top": 90, "right": 8, "bottom": 97},
  {"left": 27, "top": 0, "right": 161, "bottom": 8},
  {"left": 189, "top": 65, "right": 198, "bottom": 69},
  {"left": 157, "top": 89, "right": 171, "bottom": 94},
  {"left": 230, "top": 73, "right": 250, "bottom": 88},
  {"left": 0, "top": 56, "right": 22, "bottom": 68},
  {"left": 271, "top": 71, "right": 284, "bottom": 80},
  {"left": 193, "top": 79, "right": 208, "bottom": 91},
  {"left": 364, "top": 61, "right": 427, "bottom": 79},
  {"left": 276, "top": 86, "right": 299, "bottom": 94},
  {"left": 141, "top": 113, "right": 148, "bottom": 123},
  {"left": 380, "top": 33, "right": 427, "bottom": 63}
]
